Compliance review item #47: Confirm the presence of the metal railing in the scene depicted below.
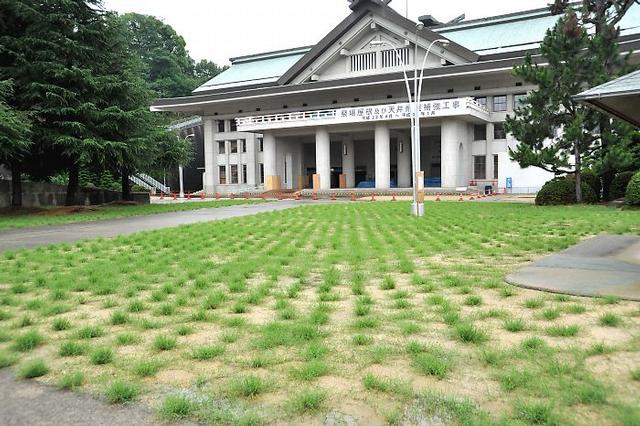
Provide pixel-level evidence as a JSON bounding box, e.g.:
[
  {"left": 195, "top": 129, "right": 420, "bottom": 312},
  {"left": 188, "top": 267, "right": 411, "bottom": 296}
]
[
  {"left": 129, "top": 174, "right": 170, "bottom": 194},
  {"left": 236, "top": 109, "right": 338, "bottom": 127}
]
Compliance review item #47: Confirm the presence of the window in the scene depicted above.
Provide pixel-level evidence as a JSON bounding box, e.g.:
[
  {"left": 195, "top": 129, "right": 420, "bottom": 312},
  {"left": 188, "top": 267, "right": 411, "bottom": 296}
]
[
  {"left": 474, "top": 124, "right": 486, "bottom": 141},
  {"left": 240, "top": 139, "right": 246, "bottom": 153},
  {"left": 230, "top": 165, "right": 238, "bottom": 184},
  {"left": 218, "top": 141, "right": 226, "bottom": 154},
  {"left": 475, "top": 97, "right": 487, "bottom": 109},
  {"left": 493, "top": 123, "right": 506, "bottom": 140},
  {"left": 217, "top": 120, "right": 225, "bottom": 133},
  {"left": 219, "top": 166, "right": 226, "bottom": 184},
  {"left": 242, "top": 164, "right": 247, "bottom": 184},
  {"left": 474, "top": 156, "right": 487, "bottom": 180},
  {"left": 229, "top": 120, "right": 237, "bottom": 132},
  {"left": 230, "top": 140, "right": 238, "bottom": 154},
  {"left": 492, "top": 95, "right": 507, "bottom": 112},
  {"left": 381, "top": 47, "right": 409, "bottom": 68},
  {"left": 350, "top": 52, "right": 376, "bottom": 72},
  {"left": 257, "top": 137, "right": 263, "bottom": 152},
  {"left": 493, "top": 155, "right": 499, "bottom": 180},
  {"left": 259, "top": 163, "right": 264, "bottom": 184},
  {"left": 514, "top": 93, "right": 528, "bottom": 110}
]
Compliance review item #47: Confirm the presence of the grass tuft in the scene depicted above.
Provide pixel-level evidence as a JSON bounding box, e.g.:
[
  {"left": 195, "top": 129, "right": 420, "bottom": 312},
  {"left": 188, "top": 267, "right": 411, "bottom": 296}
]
[{"left": 18, "top": 359, "right": 49, "bottom": 379}]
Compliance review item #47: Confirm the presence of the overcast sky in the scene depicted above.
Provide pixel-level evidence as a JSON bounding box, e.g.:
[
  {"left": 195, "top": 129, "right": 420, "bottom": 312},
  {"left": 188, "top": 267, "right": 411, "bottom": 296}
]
[{"left": 103, "top": 0, "right": 550, "bottom": 65}]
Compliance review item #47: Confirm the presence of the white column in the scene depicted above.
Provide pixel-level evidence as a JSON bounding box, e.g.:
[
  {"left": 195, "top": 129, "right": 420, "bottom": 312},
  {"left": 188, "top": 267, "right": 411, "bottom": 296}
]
[
  {"left": 263, "top": 131, "right": 278, "bottom": 190},
  {"left": 203, "top": 118, "right": 217, "bottom": 194},
  {"left": 441, "top": 119, "right": 465, "bottom": 188},
  {"left": 315, "top": 127, "right": 331, "bottom": 190},
  {"left": 374, "top": 123, "right": 390, "bottom": 189},
  {"left": 246, "top": 134, "right": 257, "bottom": 185},
  {"left": 342, "top": 135, "right": 355, "bottom": 188},
  {"left": 397, "top": 133, "right": 411, "bottom": 188}
]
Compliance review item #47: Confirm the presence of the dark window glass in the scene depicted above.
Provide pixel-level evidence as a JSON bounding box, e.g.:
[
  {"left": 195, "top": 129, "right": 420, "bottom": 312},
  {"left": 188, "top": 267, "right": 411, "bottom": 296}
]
[
  {"left": 493, "top": 95, "right": 507, "bottom": 112},
  {"left": 230, "top": 165, "right": 238, "bottom": 184},
  {"left": 259, "top": 163, "right": 264, "bottom": 184},
  {"left": 240, "top": 139, "right": 246, "bottom": 153},
  {"left": 230, "top": 141, "right": 238, "bottom": 154},
  {"left": 217, "top": 120, "right": 225, "bottom": 133},
  {"left": 493, "top": 155, "right": 499, "bottom": 180},
  {"left": 493, "top": 123, "right": 507, "bottom": 140},
  {"left": 474, "top": 124, "right": 486, "bottom": 141},
  {"left": 242, "top": 164, "right": 247, "bottom": 184},
  {"left": 474, "top": 156, "right": 486, "bottom": 180},
  {"left": 257, "top": 138, "right": 263, "bottom": 152},
  {"left": 219, "top": 166, "right": 226, "bottom": 184},
  {"left": 475, "top": 97, "right": 487, "bottom": 108},
  {"left": 514, "top": 93, "right": 528, "bottom": 110},
  {"left": 229, "top": 120, "right": 237, "bottom": 132},
  {"left": 218, "top": 141, "right": 225, "bottom": 154}
]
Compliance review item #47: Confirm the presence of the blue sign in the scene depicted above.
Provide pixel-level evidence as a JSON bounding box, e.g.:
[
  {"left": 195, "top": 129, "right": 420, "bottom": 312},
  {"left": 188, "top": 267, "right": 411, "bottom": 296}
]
[{"left": 506, "top": 177, "right": 513, "bottom": 189}]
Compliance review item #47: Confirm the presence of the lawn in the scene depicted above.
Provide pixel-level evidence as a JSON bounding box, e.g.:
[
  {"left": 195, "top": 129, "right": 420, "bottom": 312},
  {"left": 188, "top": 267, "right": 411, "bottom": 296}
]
[
  {"left": 0, "top": 199, "right": 265, "bottom": 230},
  {"left": 0, "top": 202, "right": 639, "bottom": 425}
]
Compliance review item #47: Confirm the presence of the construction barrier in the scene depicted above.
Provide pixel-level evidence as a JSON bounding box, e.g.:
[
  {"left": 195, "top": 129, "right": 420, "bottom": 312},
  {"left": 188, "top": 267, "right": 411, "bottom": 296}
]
[{"left": 230, "top": 193, "right": 235, "bottom": 200}]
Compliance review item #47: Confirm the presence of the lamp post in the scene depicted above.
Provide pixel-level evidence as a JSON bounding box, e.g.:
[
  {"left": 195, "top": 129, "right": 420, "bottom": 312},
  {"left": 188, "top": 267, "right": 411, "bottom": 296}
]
[{"left": 370, "top": 32, "right": 449, "bottom": 217}]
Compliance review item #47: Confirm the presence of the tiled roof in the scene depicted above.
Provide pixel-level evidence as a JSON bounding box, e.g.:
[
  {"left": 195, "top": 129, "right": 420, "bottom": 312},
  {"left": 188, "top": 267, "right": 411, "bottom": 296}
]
[
  {"left": 575, "top": 70, "right": 640, "bottom": 100},
  {"left": 434, "top": 3, "right": 640, "bottom": 55}
]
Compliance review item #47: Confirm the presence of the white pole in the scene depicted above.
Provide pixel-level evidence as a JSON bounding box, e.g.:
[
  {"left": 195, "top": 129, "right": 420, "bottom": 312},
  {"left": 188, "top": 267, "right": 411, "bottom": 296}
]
[{"left": 178, "top": 165, "right": 184, "bottom": 198}]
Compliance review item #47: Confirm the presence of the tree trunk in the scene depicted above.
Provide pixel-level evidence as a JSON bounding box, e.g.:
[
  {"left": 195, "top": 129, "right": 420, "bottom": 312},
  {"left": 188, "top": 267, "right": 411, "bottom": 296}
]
[
  {"left": 574, "top": 142, "right": 583, "bottom": 204},
  {"left": 10, "top": 161, "right": 23, "bottom": 208},
  {"left": 65, "top": 163, "right": 79, "bottom": 206},
  {"left": 121, "top": 168, "right": 131, "bottom": 201}
]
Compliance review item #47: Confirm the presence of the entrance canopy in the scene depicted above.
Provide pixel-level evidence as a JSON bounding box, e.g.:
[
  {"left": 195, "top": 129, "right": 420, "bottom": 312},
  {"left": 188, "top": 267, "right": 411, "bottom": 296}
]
[{"left": 574, "top": 70, "right": 640, "bottom": 128}]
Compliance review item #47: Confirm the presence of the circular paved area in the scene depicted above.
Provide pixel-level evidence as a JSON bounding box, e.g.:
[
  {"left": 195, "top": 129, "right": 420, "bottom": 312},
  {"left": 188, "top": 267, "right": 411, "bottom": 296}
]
[{"left": 506, "top": 235, "right": 640, "bottom": 301}]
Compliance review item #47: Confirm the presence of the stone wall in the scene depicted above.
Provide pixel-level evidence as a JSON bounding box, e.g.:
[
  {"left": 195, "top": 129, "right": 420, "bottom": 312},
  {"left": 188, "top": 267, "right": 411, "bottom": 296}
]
[{"left": 0, "top": 180, "right": 149, "bottom": 208}]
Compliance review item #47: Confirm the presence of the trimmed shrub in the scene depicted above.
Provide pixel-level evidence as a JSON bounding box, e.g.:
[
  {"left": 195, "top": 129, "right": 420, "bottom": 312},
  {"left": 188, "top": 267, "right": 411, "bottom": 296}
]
[
  {"left": 535, "top": 176, "right": 597, "bottom": 205},
  {"left": 610, "top": 171, "right": 635, "bottom": 200},
  {"left": 625, "top": 171, "right": 640, "bottom": 206},
  {"left": 581, "top": 170, "right": 602, "bottom": 201}
]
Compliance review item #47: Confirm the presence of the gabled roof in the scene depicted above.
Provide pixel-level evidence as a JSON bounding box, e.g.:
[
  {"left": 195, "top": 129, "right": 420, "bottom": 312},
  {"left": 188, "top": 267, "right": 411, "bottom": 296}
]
[
  {"left": 277, "top": 0, "right": 479, "bottom": 85},
  {"left": 433, "top": 2, "right": 640, "bottom": 55},
  {"left": 575, "top": 70, "right": 640, "bottom": 127},
  {"left": 193, "top": 47, "right": 311, "bottom": 93}
]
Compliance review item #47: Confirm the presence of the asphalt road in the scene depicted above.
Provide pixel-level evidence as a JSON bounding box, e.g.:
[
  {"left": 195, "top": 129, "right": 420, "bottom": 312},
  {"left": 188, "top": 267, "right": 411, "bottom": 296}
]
[
  {"left": 0, "top": 200, "right": 304, "bottom": 252},
  {"left": 0, "top": 370, "right": 162, "bottom": 426}
]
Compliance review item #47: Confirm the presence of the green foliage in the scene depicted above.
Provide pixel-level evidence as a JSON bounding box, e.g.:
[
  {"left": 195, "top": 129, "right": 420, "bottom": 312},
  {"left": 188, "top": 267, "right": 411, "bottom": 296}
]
[
  {"left": 611, "top": 171, "right": 636, "bottom": 199},
  {"left": 536, "top": 176, "right": 597, "bottom": 205},
  {"left": 625, "top": 171, "right": 640, "bottom": 206},
  {"left": 105, "top": 380, "right": 139, "bottom": 404},
  {"left": 160, "top": 395, "right": 195, "bottom": 420},
  {"left": 58, "top": 371, "right": 84, "bottom": 390},
  {"left": 580, "top": 170, "right": 602, "bottom": 201},
  {"left": 0, "top": 80, "right": 31, "bottom": 165},
  {"left": 17, "top": 359, "right": 49, "bottom": 379}
]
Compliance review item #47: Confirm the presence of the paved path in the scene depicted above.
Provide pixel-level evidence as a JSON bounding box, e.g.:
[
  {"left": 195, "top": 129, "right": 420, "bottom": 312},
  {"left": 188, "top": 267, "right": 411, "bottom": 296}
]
[
  {"left": 0, "top": 201, "right": 304, "bottom": 252},
  {"left": 0, "top": 370, "right": 162, "bottom": 426},
  {"left": 506, "top": 235, "right": 640, "bottom": 301}
]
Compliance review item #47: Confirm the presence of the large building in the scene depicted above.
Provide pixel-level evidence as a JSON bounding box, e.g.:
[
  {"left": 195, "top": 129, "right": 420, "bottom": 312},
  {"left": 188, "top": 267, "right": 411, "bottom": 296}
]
[{"left": 153, "top": 0, "right": 640, "bottom": 194}]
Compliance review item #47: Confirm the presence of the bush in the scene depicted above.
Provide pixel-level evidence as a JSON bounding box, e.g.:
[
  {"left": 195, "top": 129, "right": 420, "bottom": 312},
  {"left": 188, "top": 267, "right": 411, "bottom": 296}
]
[
  {"left": 625, "top": 171, "right": 640, "bottom": 206},
  {"left": 581, "top": 170, "right": 602, "bottom": 201},
  {"left": 610, "top": 171, "right": 635, "bottom": 200},
  {"left": 535, "top": 176, "right": 597, "bottom": 205}
]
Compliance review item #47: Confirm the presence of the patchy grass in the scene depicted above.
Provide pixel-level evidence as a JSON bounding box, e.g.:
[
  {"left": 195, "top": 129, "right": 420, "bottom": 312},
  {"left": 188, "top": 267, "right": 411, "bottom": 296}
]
[{"left": 0, "top": 202, "right": 638, "bottom": 425}]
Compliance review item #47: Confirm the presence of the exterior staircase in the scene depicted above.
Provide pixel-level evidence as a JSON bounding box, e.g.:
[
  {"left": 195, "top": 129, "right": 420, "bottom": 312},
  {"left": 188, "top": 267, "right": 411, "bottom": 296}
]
[{"left": 129, "top": 173, "right": 170, "bottom": 194}]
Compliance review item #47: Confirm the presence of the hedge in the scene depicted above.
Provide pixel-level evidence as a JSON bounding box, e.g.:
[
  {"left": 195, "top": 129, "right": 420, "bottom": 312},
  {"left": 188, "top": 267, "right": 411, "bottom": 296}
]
[
  {"left": 611, "top": 171, "right": 636, "bottom": 200},
  {"left": 535, "top": 176, "right": 597, "bottom": 205},
  {"left": 625, "top": 171, "right": 640, "bottom": 206}
]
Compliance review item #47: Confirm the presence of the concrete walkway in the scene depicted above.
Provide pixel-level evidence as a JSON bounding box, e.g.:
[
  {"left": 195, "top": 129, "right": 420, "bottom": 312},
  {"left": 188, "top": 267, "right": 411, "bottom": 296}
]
[
  {"left": 0, "top": 370, "right": 162, "bottom": 426},
  {"left": 0, "top": 200, "right": 304, "bottom": 252},
  {"left": 506, "top": 235, "right": 640, "bottom": 301}
]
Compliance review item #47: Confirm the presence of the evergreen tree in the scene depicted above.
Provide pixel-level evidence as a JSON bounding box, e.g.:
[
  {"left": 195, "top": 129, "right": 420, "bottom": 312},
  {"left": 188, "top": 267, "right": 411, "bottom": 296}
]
[
  {"left": 551, "top": 0, "right": 639, "bottom": 199},
  {"left": 506, "top": 11, "right": 599, "bottom": 202},
  {"left": 0, "top": 80, "right": 31, "bottom": 207}
]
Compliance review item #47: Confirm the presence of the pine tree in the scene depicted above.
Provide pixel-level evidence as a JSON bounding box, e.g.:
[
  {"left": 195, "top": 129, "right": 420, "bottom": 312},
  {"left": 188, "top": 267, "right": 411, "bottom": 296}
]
[
  {"left": 506, "top": 11, "right": 599, "bottom": 203},
  {"left": 551, "top": 0, "right": 639, "bottom": 199},
  {"left": 0, "top": 80, "right": 31, "bottom": 207}
]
